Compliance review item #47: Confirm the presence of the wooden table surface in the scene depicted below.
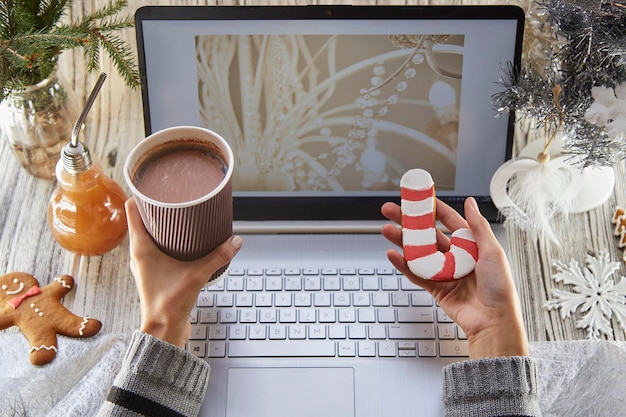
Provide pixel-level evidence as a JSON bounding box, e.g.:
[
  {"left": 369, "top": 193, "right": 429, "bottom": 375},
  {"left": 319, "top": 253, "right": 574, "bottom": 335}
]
[{"left": 2, "top": 0, "right": 625, "bottom": 342}]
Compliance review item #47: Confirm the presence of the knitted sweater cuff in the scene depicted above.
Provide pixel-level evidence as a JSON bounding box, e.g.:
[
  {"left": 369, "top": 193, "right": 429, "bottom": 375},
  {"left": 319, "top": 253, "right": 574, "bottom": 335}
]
[
  {"left": 442, "top": 356, "right": 541, "bottom": 417},
  {"left": 110, "top": 330, "right": 210, "bottom": 417}
]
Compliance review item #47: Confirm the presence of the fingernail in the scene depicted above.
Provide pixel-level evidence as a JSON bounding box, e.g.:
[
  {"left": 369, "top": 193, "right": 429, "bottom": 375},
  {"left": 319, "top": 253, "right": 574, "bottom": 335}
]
[
  {"left": 469, "top": 197, "right": 480, "bottom": 213},
  {"left": 231, "top": 235, "right": 243, "bottom": 250}
]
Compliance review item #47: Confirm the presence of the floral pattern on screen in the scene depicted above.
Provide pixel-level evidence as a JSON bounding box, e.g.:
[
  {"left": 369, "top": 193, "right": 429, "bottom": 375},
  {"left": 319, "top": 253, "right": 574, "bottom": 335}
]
[{"left": 195, "top": 34, "right": 463, "bottom": 192}]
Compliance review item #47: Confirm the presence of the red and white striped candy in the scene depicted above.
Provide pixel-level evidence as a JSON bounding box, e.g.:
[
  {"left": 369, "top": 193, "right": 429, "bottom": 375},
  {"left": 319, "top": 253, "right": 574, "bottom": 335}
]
[{"left": 400, "top": 169, "right": 478, "bottom": 281}]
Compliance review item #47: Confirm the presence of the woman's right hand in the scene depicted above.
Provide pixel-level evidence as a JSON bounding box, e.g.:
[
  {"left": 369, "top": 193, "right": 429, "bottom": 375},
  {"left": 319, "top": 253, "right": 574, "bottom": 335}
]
[{"left": 381, "top": 197, "right": 529, "bottom": 359}]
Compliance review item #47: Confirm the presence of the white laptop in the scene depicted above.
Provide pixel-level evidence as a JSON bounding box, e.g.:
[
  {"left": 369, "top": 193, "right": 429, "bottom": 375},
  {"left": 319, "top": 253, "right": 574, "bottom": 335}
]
[{"left": 135, "top": 5, "right": 524, "bottom": 417}]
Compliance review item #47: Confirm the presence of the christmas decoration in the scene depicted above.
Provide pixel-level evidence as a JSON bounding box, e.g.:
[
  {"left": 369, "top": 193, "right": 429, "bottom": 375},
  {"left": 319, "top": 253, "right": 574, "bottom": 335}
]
[
  {"left": 0, "top": 0, "right": 140, "bottom": 102},
  {"left": 492, "top": 0, "right": 626, "bottom": 168},
  {"left": 490, "top": 152, "right": 584, "bottom": 243},
  {"left": 489, "top": 0, "right": 624, "bottom": 240},
  {"left": 545, "top": 250, "right": 626, "bottom": 339}
]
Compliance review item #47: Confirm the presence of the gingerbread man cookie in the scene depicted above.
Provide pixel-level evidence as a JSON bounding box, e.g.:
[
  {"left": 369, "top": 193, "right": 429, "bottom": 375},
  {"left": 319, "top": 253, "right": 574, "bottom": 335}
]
[
  {"left": 612, "top": 206, "right": 626, "bottom": 261},
  {"left": 0, "top": 272, "right": 102, "bottom": 366},
  {"left": 400, "top": 169, "right": 478, "bottom": 281}
]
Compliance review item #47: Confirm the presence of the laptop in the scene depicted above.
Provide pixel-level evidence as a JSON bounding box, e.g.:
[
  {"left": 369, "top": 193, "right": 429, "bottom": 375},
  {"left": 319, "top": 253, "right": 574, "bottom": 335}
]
[{"left": 135, "top": 5, "right": 524, "bottom": 417}]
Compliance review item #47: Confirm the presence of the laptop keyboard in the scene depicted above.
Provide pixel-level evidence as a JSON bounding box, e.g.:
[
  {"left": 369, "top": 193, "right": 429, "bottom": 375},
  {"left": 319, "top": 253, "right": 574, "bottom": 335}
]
[{"left": 186, "top": 267, "right": 469, "bottom": 359}]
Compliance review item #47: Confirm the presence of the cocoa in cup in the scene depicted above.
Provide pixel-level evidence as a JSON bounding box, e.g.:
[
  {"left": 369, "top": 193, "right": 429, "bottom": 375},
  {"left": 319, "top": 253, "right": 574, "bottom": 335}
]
[{"left": 124, "top": 126, "right": 234, "bottom": 283}]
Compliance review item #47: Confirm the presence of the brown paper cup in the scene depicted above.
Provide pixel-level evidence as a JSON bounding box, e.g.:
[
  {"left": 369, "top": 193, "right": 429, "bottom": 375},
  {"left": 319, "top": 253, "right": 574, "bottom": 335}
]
[{"left": 124, "top": 126, "right": 233, "bottom": 283}]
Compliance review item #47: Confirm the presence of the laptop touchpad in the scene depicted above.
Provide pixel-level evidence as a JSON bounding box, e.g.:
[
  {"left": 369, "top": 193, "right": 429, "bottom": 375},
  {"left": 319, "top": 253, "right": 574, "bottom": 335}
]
[{"left": 226, "top": 367, "right": 355, "bottom": 417}]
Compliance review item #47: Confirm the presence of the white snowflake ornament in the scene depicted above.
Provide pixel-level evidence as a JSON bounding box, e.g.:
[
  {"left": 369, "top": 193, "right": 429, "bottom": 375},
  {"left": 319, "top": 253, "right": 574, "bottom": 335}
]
[{"left": 545, "top": 250, "right": 626, "bottom": 339}]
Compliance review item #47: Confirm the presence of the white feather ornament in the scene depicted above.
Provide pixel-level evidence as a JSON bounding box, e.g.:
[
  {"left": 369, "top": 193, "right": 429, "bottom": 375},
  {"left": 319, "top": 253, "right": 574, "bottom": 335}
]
[
  {"left": 491, "top": 85, "right": 589, "bottom": 244},
  {"left": 490, "top": 150, "right": 583, "bottom": 244}
]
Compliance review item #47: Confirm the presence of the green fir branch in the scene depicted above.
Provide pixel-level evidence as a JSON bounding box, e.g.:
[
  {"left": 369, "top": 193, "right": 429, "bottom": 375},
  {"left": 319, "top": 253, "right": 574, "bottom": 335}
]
[
  {"left": 80, "top": 0, "right": 127, "bottom": 22},
  {"left": 88, "top": 31, "right": 139, "bottom": 87},
  {"left": 1, "top": 0, "right": 139, "bottom": 103}
]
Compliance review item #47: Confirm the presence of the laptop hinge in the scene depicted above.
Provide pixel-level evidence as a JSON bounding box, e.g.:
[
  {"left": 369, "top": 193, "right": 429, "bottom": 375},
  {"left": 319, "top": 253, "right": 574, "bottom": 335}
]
[{"left": 233, "top": 220, "right": 387, "bottom": 234}]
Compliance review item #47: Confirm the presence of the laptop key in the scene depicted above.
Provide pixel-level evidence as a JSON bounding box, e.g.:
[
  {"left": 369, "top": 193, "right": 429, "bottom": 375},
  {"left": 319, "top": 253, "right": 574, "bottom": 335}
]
[
  {"left": 190, "top": 324, "right": 207, "bottom": 340},
  {"left": 188, "top": 341, "right": 206, "bottom": 357},
  {"left": 362, "top": 276, "right": 379, "bottom": 290},
  {"left": 388, "top": 324, "right": 435, "bottom": 339},
  {"left": 381, "top": 276, "right": 399, "bottom": 290},
  {"left": 323, "top": 276, "right": 341, "bottom": 290},
  {"left": 378, "top": 341, "right": 396, "bottom": 357},
  {"left": 208, "top": 342, "right": 226, "bottom": 358},
  {"left": 209, "top": 325, "right": 227, "bottom": 340},
  {"left": 342, "top": 276, "right": 360, "bottom": 290},
  {"left": 358, "top": 341, "right": 376, "bottom": 357},
  {"left": 397, "top": 307, "right": 434, "bottom": 323},
  {"left": 438, "top": 323, "right": 456, "bottom": 339},
  {"left": 228, "top": 341, "right": 336, "bottom": 357},
  {"left": 418, "top": 341, "right": 437, "bottom": 357},
  {"left": 196, "top": 293, "right": 214, "bottom": 307},
  {"left": 245, "top": 277, "right": 263, "bottom": 291},
  {"left": 304, "top": 276, "right": 322, "bottom": 291},
  {"left": 266, "top": 277, "right": 283, "bottom": 290},
  {"left": 229, "top": 325, "right": 247, "bottom": 340},
  {"left": 358, "top": 308, "right": 376, "bottom": 323},
  {"left": 226, "top": 276, "right": 244, "bottom": 291},
  {"left": 439, "top": 340, "right": 469, "bottom": 357},
  {"left": 249, "top": 325, "right": 267, "bottom": 339},
  {"left": 285, "top": 277, "right": 302, "bottom": 290},
  {"left": 199, "top": 309, "right": 218, "bottom": 324},
  {"left": 338, "top": 341, "right": 356, "bottom": 357}
]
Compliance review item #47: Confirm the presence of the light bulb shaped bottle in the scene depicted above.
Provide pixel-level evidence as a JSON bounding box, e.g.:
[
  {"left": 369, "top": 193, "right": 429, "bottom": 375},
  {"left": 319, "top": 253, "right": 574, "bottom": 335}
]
[{"left": 47, "top": 141, "right": 128, "bottom": 256}]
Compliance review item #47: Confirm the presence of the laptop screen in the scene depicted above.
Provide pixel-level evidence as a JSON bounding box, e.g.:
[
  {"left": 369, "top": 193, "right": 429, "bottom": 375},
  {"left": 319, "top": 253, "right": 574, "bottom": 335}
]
[{"left": 135, "top": 5, "right": 524, "bottom": 222}]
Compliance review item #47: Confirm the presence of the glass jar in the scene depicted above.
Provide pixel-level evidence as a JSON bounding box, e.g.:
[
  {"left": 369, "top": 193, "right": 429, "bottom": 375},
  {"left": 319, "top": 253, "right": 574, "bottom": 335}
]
[
  {"left": 0, "top": 68, "right": 79, "bottom": 179},
  {"left": 47, "top": 152, "right": 128, "bottom": 256}
]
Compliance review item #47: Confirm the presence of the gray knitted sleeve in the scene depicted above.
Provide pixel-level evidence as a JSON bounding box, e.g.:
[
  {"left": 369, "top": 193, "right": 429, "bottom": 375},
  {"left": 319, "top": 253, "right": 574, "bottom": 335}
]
[
  {"left": 442, "top": 356, "right": 541, "bottom": 417},
  {"left": 97, "top": 330, "right": 210, "bottom": 417}
]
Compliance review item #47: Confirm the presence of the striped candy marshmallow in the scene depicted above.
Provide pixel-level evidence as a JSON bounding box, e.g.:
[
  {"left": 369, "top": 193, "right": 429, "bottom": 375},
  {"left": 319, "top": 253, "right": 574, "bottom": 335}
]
[{"left": 400, "top": 169, "right": 478, "bottom": 281}]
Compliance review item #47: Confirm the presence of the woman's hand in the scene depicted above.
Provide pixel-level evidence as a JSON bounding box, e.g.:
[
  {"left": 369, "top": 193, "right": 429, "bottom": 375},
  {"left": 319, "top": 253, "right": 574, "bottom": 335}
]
[
  {"left": 126, "top": 197, "right": 242, "bottom": 348},
  {"left": 381, "top": 197, "right": 529, "bottom": 359}
]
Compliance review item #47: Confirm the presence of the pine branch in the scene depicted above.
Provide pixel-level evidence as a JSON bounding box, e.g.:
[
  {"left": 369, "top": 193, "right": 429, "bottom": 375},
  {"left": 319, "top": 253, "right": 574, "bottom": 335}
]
[
  {"left": 38, "top": 1, "right": 71, "bottom": 29},
  {"left": 64, "top": 0, "right": 139, "bottom": 87},
  {"left": 12, "top": 29, "right": 86, "bottom": 51},
  {"left": 88, "top": 30, "right": 139, "bottom": 88},
  {"left": 80, "top": 0, "right": 127, "bottom": 22},
  {"left": 1, "top": 0, "right": 139, "bottom": 101}
]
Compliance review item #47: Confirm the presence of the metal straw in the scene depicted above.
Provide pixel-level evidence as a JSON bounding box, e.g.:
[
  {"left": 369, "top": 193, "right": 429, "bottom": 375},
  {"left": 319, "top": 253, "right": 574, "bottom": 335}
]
[
  {"left": 70, "top": 72, "right": 108, "bottom": 148},
  {"left": 62, "top": 73, "right": 107, "bottom": 174}
]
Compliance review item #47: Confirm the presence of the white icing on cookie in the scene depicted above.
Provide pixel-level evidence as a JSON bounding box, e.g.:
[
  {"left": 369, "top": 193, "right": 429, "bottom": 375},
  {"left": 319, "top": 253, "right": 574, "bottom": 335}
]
[
  {"left": 79, "top": 317, "right": 90, "bottom": 336},
  {"left": 30, "top": 345, "right": 58, "bottom": 353},
  {"left": 54, "top": 276, "right": 71, "bottom": 289}
]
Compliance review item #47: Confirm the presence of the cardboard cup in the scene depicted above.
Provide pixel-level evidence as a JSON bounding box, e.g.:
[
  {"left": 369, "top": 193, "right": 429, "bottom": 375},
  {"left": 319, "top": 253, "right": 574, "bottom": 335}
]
[{"left": 124, "top": 126, "right": 233, "bottom": 283}]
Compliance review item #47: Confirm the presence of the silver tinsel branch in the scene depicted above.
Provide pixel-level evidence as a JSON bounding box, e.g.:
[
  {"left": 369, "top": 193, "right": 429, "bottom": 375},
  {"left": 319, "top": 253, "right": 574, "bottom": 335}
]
[
  {"left": 565, "top": 122, "right": 625, "bottom": 168},
  {"left": 492, "top": 0, "right": 626, "bottom": 168}
]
